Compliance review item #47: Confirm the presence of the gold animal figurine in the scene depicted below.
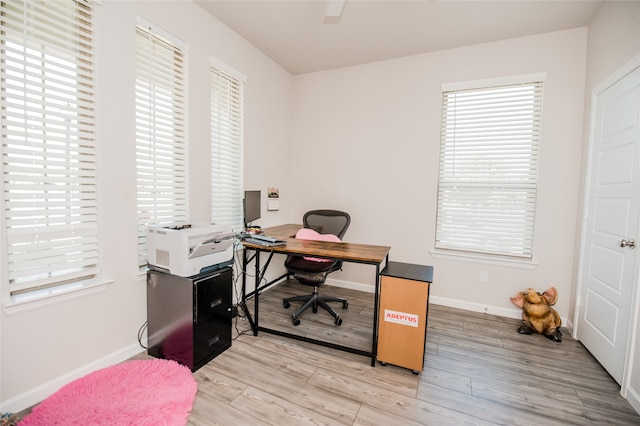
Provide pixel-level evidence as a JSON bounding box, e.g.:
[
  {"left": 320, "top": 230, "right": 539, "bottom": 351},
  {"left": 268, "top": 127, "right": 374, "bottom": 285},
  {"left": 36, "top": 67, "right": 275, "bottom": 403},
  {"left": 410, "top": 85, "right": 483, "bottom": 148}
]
[{"left": 510, "top": 287, "right": 562, "bottom": 342}]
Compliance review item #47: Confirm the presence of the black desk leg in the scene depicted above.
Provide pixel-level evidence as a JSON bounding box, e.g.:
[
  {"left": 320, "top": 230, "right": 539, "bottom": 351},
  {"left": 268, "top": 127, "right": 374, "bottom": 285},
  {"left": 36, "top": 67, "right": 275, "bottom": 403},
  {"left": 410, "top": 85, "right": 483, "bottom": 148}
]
[
  {"left": 371, "top": 263, "right": 381, "bottom": 367},
  {"left": 242, "top": 247, "right": 247, "bottom": 301},
  {"left": 240, "top": 247, "right": 256, "bottom": 334},
  {"left": 253, "top": 250, "right": 260, "bottom": 336}
]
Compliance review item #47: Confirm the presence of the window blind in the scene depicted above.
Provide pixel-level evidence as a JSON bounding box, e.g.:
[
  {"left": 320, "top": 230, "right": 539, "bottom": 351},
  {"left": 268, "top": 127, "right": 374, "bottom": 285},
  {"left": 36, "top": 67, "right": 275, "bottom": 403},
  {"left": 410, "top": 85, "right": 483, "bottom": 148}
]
[
  {"left": 135, "top": 22, "right": 188, "bottom": 266},
  {"left": 435, "top": 80, "right": 543, "bottom": 258},
  {"left": 1, "top": 0, "right": 98, "bottom": 295},
  {"left": 210, "top": 65, "right": 244, "bottom": 232}
]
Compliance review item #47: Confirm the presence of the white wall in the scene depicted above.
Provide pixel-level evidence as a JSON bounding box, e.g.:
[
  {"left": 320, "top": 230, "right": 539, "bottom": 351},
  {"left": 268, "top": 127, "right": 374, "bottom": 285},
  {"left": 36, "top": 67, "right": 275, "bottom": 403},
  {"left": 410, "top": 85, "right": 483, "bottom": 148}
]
[
  {"left": 581, "top": 0, "right": 640, "bottom": 413},
  {"left": 290, "top": 28, "right": 587, "bottom": 321},
  {"left": 3, "top": 0, "right": 640, "bottom": 415},
  {"left": 0, "top": 0, "right": 292, "bottom": 412}
]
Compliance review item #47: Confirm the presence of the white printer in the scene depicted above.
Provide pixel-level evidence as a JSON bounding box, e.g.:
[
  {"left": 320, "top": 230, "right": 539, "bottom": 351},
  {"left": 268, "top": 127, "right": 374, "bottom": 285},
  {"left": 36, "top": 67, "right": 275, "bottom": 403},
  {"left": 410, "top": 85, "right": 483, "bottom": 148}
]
[{"left": 147, "top": 224, "right": 235, "bottom": 277}]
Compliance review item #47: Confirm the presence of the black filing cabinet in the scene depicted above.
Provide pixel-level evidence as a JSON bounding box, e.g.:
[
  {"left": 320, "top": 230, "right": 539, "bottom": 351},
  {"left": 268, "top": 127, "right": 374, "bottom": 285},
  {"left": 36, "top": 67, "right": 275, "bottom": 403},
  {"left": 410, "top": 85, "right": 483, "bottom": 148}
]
[{"left": 146, "top": 267, "right": 232, "bottom": 372}]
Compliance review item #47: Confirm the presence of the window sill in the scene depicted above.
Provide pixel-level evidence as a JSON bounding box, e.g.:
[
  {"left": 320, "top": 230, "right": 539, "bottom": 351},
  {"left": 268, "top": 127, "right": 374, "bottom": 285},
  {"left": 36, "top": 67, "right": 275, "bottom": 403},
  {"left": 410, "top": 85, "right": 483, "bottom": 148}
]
[
  {"left": 3, "top": 276, "right": 114, "bottom": 315},
  {"left": 430, "top": 249, "right": 537, "bottom": 269}
]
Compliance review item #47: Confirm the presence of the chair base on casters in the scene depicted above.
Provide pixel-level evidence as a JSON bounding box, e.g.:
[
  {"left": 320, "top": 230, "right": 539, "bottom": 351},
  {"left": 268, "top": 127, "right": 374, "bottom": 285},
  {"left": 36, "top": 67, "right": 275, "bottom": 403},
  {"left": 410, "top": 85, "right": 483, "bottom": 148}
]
[{"left": 283, "top": 287, "right": 348, "bottom": 326}]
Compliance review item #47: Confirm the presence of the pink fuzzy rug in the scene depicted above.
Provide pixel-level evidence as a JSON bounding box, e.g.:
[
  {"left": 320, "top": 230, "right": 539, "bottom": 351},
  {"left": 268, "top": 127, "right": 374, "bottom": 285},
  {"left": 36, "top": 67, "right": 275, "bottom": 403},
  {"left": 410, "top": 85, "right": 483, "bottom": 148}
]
[{"left": 20, "top": 359, "right": 197, "bottom": 425}]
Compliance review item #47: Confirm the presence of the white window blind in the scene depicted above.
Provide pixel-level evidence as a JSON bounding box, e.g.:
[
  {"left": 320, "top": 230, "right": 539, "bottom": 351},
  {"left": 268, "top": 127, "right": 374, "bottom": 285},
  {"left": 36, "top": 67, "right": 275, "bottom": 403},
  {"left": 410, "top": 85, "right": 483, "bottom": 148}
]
[
  {"left": 435, "top": 78, "right": 544, "bottom": 258},
  {"left": 135, "top": 22, "right": 188, "bottom": 266},
  {"left": 1, "top": 0, "right": 98, "bottom": 296},
  {"left": 210, "top": 63, "right": 244, "bottom": 232}
]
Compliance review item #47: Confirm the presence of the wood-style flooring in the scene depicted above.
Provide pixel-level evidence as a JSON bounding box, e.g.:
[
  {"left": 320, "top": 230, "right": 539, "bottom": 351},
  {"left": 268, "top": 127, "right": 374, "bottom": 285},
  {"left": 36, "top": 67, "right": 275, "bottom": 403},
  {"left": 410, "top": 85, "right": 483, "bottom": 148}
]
[
  {"left": 20, "top": 279, "right": 638, "bottom": 425},
  {"left": 182, "top": 280, "right": 640, "bottom": 425}
]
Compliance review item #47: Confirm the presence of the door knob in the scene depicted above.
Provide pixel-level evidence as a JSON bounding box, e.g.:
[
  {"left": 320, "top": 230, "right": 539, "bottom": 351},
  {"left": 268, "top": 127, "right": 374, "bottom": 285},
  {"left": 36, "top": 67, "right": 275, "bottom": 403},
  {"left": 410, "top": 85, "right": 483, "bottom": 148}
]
[{"left": 618, "top": 239, "right": 636, "bottom": 249}]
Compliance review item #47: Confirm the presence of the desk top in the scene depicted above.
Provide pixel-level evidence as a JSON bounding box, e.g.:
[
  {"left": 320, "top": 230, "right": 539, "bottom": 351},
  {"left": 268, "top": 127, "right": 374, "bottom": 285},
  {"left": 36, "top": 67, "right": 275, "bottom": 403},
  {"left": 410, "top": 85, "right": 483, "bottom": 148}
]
[
  {"left": 243, "top": 224, "right": 391, "bottom": 265},
  {"left": 261, "top": 224, "right": 303, "bottom": 239}
]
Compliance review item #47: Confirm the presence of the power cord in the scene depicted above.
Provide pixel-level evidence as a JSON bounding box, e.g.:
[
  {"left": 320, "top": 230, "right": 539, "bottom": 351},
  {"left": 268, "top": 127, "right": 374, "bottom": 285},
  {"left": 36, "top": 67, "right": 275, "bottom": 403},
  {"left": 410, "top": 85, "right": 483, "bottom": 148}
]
[
  {"left": 230, "top": 234, "right": 271, "bottom": 339},
  {"left": 137, "top": 321, "right": 148, "bottom": 349},
  {"left": 230, "top": 236, "right": 253, "bottom": 339}
]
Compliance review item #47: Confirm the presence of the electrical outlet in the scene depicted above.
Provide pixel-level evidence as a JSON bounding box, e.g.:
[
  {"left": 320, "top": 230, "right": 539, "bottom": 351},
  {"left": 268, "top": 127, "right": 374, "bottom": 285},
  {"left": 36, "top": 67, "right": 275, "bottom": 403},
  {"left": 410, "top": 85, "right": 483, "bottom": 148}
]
[{"left": 480, "top": 271, "right": 489, "bottom": 283}]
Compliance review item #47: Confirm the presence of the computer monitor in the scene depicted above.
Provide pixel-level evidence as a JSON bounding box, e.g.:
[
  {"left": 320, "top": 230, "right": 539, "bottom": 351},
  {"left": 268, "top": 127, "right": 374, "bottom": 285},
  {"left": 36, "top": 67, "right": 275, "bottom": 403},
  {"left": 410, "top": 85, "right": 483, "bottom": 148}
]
[{"left": 243, "top": 190, "right": 261, "bottom": 227}]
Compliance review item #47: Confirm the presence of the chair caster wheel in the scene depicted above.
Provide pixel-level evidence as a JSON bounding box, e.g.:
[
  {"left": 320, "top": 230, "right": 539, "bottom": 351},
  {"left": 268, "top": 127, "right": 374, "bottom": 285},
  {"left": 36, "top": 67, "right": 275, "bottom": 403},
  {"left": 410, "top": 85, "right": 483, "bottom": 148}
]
[
  {"left": 283, "top": 301, "right": 290, "bottom": 309},
  {"left": 293, "top": 317, "right": 300, "bottom": 326},
  {"left": 342, "top": 301, "right": 348, "bottom": 309},
  {"left": 335, "top": 317, "right": 342, "bottom": 326},
  {"left": 313, "top": 306, "right": 318, "bottom": 313}
]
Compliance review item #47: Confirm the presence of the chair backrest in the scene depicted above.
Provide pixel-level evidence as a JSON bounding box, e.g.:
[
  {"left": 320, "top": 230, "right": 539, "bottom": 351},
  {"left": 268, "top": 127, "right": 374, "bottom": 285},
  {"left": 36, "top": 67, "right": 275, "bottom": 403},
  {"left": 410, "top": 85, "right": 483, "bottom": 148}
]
[{"left": 303, "top": 210, "right": 351, "bottom": 239}]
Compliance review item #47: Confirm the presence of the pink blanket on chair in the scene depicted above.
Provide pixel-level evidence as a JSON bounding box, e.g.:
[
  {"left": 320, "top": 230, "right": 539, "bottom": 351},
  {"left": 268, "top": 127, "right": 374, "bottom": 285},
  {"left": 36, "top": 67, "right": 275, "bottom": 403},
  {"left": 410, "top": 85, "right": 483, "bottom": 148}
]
[{"left": 295, "top": 228, "right": 341, "bottom": 262}]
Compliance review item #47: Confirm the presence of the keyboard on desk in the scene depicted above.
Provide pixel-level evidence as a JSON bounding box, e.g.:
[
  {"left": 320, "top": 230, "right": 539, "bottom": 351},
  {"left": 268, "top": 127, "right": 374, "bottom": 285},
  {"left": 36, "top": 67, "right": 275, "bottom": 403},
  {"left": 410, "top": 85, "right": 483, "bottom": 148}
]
[{"left": 245, "top": 234, "right": 286, "bottom": 247}]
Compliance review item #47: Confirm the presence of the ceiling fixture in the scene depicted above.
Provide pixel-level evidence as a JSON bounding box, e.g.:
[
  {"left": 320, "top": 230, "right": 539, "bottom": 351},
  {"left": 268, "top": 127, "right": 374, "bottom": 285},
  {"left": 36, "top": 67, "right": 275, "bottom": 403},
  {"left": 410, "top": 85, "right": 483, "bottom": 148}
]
[{"left": 324, "top": 0, "right": 346, "bottom": 18}]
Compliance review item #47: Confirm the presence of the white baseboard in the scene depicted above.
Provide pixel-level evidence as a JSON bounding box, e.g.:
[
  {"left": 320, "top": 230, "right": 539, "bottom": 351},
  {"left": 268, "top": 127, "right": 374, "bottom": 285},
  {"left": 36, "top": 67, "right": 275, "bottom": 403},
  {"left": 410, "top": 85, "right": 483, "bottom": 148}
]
[
  {"left": 325, "top": 277, "right": 374, "bottom": 293},
  {"left": 429, "top": 295, "right": 522, "bottom": 320},
  {"left": 326, "top": 280, "right": 573, "bottom": 332},
  {"left": 327, "top": 279, "right": 525, "bottom": 320},
  {"left": 626, "top": 386, "right": 640, "bottom": 415},
  {"left": 428, "top": 295, "right": 573, "bottom": 333},
  {"left": 1, "top": 343, "right": 145, "bottom": 414}
]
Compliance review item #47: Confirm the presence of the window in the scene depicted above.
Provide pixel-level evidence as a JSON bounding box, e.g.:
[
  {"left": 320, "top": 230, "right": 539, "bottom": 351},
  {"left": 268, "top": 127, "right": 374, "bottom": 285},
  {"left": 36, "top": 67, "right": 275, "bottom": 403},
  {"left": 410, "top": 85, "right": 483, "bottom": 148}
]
[
  {"left": 210, "top": 60, "right": 245, "bottom": 232},
  {"left": 1, "top": 0, "right": 98, "bottom": 298},
  {"left": 435, "top": 74, "right": 545, "bottom": 259},
  {"left": 135, "top": 20, "right": 188, "bottom": 266}
]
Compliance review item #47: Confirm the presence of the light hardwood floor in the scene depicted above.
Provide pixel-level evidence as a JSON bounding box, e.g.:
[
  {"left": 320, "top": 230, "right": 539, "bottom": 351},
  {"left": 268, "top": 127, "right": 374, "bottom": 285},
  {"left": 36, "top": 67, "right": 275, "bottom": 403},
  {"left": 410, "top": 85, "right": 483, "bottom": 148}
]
[
  {"left": 20, "top": 279, "right": 639, "bottom": 425},
  {"left": 182, "top": 280, "right": 640, "bottom": 425}
]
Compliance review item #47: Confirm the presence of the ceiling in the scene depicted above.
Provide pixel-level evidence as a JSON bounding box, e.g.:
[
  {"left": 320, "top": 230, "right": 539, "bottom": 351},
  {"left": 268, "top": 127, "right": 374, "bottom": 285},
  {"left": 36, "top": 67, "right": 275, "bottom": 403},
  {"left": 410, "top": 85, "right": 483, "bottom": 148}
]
[{"left": 196, "top": 0, "right": 604, "bottom": 75}]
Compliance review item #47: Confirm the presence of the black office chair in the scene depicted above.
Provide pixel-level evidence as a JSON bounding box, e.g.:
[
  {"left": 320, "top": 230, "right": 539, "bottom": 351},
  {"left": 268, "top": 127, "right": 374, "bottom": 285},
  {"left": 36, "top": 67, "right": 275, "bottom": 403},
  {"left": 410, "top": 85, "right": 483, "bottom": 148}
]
[{"left": 283, "top": 210, "right": 351, "bottom": 326}]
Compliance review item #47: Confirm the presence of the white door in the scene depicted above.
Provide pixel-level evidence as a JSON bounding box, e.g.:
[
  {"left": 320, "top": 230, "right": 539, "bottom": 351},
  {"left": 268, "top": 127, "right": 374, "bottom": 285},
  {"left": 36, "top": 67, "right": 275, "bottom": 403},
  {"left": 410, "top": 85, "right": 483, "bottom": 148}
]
[{"left": 576, "top": 65, "right": 640, "bottom": 385}]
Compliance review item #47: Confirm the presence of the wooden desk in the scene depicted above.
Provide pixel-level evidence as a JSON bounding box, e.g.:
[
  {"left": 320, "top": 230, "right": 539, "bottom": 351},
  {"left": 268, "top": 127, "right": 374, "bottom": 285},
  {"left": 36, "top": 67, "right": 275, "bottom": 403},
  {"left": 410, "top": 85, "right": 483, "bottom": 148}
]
[
  {"left": 241, "top": 224, "right": 391, "bottom": 366},
  {"left": 244, "top": 224, "right": 391, "bottom": 264},
  {"left": 258, "top": 223, "right": 301, "bottom": 239}
]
